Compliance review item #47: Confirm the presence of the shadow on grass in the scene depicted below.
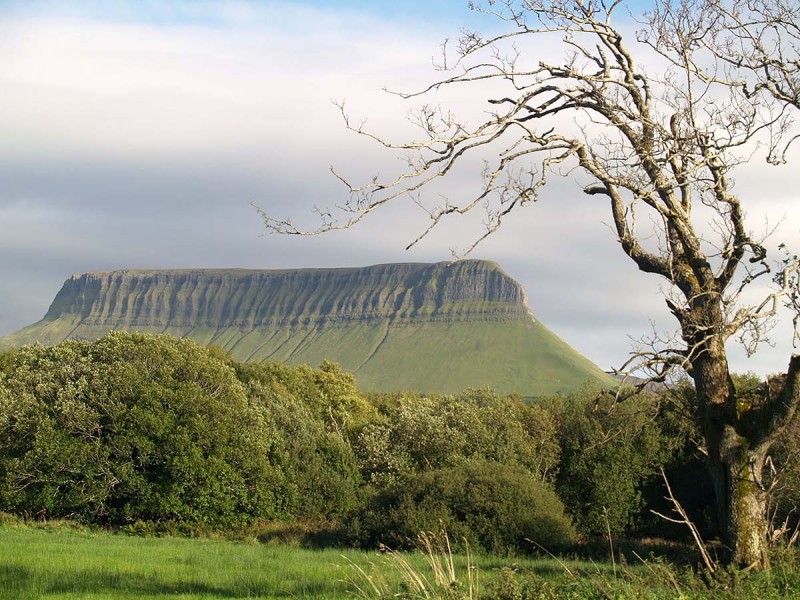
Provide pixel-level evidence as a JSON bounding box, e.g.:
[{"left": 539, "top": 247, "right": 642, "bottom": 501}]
[
  {"left": 4, "top": 565, "right": 343, "bottom": 599},
  {"left": 471, "top": 537, "right": 703, "bottom": 582},
  {"left": 0, "top": 565, "right": 63, "bottom": 600},
  {"left": 570, "top": 537, "right": 705, "bottom": 566},
  {"left": 251, "top": 521, "right": 343, "bottom": 549}
]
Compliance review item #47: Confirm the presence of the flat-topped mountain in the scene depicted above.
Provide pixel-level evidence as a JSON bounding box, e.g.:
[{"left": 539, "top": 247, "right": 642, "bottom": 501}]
[{"left": 1, "top": 260, "right": 615, "bottom": 395}]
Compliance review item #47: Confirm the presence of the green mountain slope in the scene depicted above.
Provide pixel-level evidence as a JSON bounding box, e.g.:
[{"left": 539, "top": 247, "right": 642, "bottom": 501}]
[{"left": 1, "top": 260, "right": 615, "bottom": 395}]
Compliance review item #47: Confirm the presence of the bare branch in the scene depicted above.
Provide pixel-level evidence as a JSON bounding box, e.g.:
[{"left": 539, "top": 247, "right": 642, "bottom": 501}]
[{"left": 652, "top": 467, "right": 718, "bottom": 573}]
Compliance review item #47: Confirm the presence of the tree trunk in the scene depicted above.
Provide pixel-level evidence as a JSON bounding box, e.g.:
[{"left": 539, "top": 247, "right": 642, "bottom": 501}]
[
  {"left": 725, "top": 447, "right": 769, "bottom": 568},
  {"left": 705, "top": 429, "right": 770, "bottom": 568},
  {"left": 693, "top": 343, "right": 772, "bottom": 570}
]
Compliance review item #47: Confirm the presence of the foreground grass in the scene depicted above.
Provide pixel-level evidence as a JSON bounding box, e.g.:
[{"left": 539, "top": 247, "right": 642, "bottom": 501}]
[
  {"left": 0, "top": 523, "right": 610, "bottom": 600},
  {"left": 2, "top": 522, "right": 800, "bottom": 599},
  {"left": 1, "top": 524, "right": 366, "bottom": 599}
]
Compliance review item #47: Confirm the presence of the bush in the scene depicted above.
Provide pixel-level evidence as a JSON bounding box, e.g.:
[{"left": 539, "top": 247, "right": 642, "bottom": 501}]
[
  {"left": 237, "top": 360, "right": 375, "bottom": 433},
  {"left": 343, "top": 460, "right": 575, "bottom": 555}
]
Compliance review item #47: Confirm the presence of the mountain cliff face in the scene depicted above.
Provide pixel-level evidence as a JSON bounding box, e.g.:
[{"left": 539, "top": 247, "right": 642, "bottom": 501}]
[
  {"left": 2, "top": 260, "right": 614, "bottom": 395},
  {"left": 43, "top": 261, "right": 529, "bottom": 328}
]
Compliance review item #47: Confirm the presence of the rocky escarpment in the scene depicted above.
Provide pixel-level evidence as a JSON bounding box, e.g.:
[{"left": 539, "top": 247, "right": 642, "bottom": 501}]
[
  {"left": 44, "top": 261, "right": 530, "bottom": 329},
  {"left": 2, "top": 260, "right": 614, "bottom": 396}
]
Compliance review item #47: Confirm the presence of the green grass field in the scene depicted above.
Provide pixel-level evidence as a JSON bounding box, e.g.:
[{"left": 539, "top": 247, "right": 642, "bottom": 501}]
[
  {"left": 0, "top": 523, "right": 614, "bottom": 600},
  {"left": 1, "top": 525, "right": 365, "bottom": 599},
  {"left": 3, "top": 522, "right": 800, "bottom": 600}
]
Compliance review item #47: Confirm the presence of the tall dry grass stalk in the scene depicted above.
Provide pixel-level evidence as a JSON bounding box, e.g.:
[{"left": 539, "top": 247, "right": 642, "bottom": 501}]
[{"left": 341, "top": 530, "right": 478, "bottom": 599}]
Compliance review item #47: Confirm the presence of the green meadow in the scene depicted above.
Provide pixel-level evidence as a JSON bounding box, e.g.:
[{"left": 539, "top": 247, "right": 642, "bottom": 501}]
[
  {"left": 0, "top": 524, "right": 377, "bottom": 599},
  {"left": 3, "top": 523, "right": 800, "bottom": 600},
  {"left": 0, "top": 523, "right": 588, "bottom": 600}
]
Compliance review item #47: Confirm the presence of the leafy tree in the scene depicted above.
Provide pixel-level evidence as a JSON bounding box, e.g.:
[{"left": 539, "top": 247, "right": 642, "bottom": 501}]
[
  {"left": 263, "top": 0, "right": 800, "bottom": 568},
  {"left": 239, "top": 360, "right": 375, "bottom": 435},
  {"left": 0, "top": 333, "right": 289, "bottom": 527},
  {"left": 236, "top": 362, "right": 363, "bottom": 519},
  {"left": 546, "top": 389, "right": 678, "bottom": 536},
  {"left": 353, "top": 391, "right": 559, "bottom": 487}
]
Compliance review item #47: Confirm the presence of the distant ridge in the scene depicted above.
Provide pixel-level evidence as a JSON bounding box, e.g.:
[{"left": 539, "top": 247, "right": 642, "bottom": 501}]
[{"left": 2, "top": 260, "right": 615, "bottom": 395}]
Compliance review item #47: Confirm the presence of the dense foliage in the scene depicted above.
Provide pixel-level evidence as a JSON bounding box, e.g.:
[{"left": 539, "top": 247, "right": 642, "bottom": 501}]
[
  {"left": 2, "top": 332, "right": 795, "bottom": 556},
  {"left": 353, "top": 390, "right": 559, "bottom": 488},
  {"left": 344, "top": 459, "right": 575, "bottom": 553},
  {"left": 234, "top": 361, "right": 364, "bottom": 519},
  {"left": 0, "top": 333, "right": 287, "bottom": 527},
  {"left": 545, "top": 390, "right": 680, "bottom": 536}
]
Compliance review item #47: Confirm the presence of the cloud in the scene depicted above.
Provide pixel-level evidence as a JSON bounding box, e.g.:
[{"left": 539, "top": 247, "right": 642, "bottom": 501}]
[{"left": 0, "top": 2, "right": 797, "bottom": 377}]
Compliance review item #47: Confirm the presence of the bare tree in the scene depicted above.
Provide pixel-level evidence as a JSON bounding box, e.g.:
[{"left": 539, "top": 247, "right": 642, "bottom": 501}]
[
  {"left": 261, "top": 0, "right": 800, "bottom": 569},
  {"left": 644, "top": 0, "right": 800, "bottom": 163}
]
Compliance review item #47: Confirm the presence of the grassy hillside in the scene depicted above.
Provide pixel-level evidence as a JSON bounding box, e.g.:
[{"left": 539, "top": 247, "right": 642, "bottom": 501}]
[{"left": 1, "top": 261, "right": 616, "bottom": 395}]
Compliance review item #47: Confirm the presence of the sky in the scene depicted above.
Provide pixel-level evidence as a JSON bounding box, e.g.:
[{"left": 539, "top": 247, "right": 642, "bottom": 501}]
[{"left": 1, "top": 0, "right": 798, "bottom": 377}]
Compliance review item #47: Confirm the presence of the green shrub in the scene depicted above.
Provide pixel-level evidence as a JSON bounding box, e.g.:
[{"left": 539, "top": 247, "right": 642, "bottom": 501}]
[
  {"left": 343, "top": 460, "right": 575, "bottom": 555},
  {"left": 236, "top": 360, "right": 375, "bottom": 433}
]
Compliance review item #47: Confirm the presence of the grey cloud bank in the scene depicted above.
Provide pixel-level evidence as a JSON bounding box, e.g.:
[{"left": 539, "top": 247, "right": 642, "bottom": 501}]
[{"left": 1, "top": 2, "right": 797, "bottom": 377}]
